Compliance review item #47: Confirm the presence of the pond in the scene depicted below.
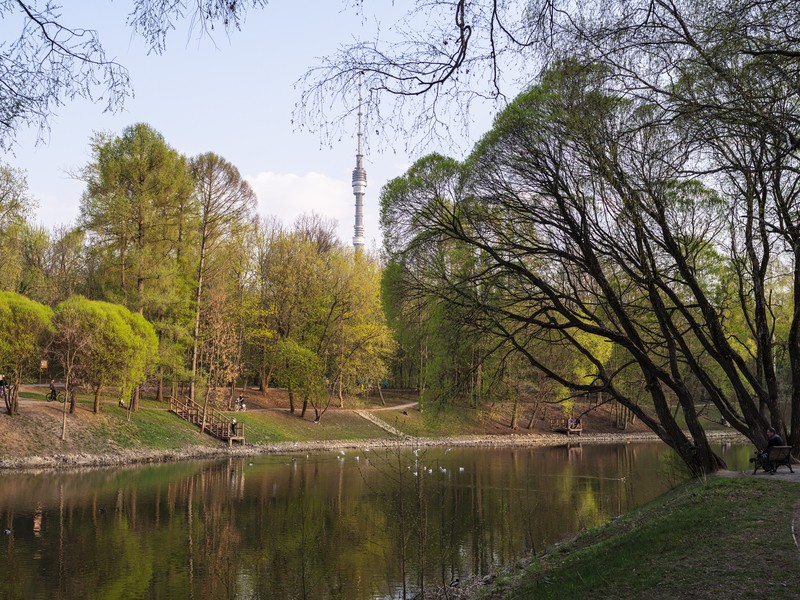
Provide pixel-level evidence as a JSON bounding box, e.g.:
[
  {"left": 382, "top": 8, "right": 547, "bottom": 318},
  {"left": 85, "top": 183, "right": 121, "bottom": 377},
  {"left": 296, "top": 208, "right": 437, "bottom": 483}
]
[{"left": 0, "top": 442, "right": 752, "bottom": 600}]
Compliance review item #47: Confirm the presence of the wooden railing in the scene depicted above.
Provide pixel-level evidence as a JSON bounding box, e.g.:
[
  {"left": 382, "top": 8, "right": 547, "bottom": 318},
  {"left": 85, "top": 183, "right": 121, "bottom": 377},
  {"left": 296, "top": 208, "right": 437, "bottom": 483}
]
[
  {"left": 169, "top": 396, "right": 245, "bottom": 446},
  {"left": 169, "top": 395, "right": 201, "bottom": 425}
]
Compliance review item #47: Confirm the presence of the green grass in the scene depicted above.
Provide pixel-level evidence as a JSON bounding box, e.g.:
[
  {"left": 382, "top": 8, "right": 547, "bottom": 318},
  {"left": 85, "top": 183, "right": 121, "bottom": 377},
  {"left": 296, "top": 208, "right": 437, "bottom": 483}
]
[
  {"left": 18, "top": 391, "right": 45, "bottom": 400},
  {"left": 95, "top": 401, "right": 390, "bottom": 449},
  {"left": 1, "top": 391, "right": 400, "bottom": 460},
  {"left": 383, "top": 402, "right": 491, "bottom": 437},
  {"left": 95, "top": 401, "right": 214, "bottom": 450},
  {"left": 489, "top": 476, "right": 800, "bottom": 599},
  {"left": 234, "top": 409, "right": 390, "bottom": 443}
]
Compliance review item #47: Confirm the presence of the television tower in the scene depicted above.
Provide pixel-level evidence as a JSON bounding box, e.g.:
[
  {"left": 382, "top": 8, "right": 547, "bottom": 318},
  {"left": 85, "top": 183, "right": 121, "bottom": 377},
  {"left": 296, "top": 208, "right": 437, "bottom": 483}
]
[{"left": 352, "top": 89, "right": 366, "bottom": 251}]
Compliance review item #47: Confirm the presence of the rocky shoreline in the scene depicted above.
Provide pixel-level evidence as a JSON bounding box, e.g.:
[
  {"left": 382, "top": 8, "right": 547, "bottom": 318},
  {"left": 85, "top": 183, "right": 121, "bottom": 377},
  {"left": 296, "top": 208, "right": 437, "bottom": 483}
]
[{"left": 0, "top": 429, "right": 748, "bottom": 471}]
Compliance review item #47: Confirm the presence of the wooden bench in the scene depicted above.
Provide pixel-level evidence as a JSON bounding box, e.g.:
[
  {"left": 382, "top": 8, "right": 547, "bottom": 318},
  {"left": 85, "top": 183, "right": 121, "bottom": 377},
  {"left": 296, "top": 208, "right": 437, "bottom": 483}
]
[
  {"left": 550, "top": 418, "right": 583, "bottom": 436},
  {"left": 752, "top": 445, "right": 793, "bottom": 474}
]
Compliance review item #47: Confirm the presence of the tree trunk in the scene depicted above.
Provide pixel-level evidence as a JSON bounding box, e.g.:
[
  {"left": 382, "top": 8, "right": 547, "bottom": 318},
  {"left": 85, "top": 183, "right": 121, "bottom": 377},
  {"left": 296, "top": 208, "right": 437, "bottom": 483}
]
[
  {"left": 190, "top": 232, "right": 208, "bottom": 402},
  {"left": 68, "top": 380, "right": 77, "bottom": 414},
  {"left": 377, "top": 383, "right": 386, "bottom": 406},
  {"left": 510, "top": 395, "right": 518, "bottom": 430},
  {"left": 259, "top": 365, "right": 272, "bottom": 397}
]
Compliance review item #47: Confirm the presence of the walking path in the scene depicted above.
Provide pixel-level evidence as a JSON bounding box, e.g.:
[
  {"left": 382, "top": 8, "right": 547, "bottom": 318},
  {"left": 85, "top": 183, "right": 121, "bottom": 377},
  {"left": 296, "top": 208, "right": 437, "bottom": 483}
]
[{"left": 354, "top": 409, "right": 408, "bottom": 438}]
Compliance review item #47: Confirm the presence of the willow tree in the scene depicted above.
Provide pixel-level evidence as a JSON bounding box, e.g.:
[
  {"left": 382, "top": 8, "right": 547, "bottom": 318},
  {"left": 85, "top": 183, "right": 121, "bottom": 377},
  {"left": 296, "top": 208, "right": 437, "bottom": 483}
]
[
  {"left": 382, "top": 60, "right": 792, "bottom": 474},
  {"left": 0, "top": 292, "right": 52, "bottom": 415},
  {"left": 51, "top": 296, "right": 158, "bottom": 416}
]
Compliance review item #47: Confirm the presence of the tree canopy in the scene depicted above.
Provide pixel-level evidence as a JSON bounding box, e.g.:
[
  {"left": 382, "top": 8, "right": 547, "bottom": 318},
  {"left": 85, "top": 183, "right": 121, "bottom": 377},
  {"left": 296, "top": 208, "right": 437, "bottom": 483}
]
[
  {"left": 51, "top": 296, "right": 157, "bottom": 414},
  {"left": 0, "top": 291, "right": 52, "bottom": 415}
]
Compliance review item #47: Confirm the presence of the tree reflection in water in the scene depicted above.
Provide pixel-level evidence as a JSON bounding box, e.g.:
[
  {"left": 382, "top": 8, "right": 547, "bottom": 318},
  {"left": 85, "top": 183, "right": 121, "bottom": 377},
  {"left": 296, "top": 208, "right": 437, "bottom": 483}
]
[{"left": 0, "top": 443, "right": 752, "bottom": 599}]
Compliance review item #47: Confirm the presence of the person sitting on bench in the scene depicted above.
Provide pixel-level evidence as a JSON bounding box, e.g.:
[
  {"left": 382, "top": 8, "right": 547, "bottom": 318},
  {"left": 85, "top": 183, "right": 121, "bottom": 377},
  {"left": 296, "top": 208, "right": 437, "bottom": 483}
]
[{"left": 755, "top": 427, "right": 783, "bottom": 471}]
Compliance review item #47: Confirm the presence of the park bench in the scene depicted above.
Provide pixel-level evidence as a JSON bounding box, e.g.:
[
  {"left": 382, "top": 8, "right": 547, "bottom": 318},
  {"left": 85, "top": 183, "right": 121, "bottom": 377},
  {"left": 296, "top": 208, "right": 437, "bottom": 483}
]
[
  {"left": 752, "top": 445, "right": 793, "bottom": 475},
  {"left": 550, "top": 418, "right": 583, "bottom": 436}
]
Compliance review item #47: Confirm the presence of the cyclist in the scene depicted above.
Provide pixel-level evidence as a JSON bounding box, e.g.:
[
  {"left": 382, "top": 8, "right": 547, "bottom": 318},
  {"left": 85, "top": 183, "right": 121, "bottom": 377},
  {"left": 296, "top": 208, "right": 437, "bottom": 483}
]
[{"left": 48, "top": 379, "right": 57, "bottom": 401}]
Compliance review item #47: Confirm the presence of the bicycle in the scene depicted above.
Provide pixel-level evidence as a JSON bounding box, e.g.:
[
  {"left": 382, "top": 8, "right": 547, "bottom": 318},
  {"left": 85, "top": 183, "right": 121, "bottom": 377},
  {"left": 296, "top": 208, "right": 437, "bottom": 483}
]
[{"left": 47, "top": 389, "right": 66, "bottom": 403}]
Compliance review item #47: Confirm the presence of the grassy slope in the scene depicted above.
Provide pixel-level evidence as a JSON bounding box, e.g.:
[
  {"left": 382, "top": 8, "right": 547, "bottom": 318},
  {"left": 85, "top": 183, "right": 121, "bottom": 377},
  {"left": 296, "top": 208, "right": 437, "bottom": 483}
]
[
  {"left": 485, "top": 476, "right": 800, "bottom": 600},
  {"left": 0, "top": 395, "right": 392, "bottom": 459},
  {"left": 3, "top": 386, "right": 738, "bottom": 459}
]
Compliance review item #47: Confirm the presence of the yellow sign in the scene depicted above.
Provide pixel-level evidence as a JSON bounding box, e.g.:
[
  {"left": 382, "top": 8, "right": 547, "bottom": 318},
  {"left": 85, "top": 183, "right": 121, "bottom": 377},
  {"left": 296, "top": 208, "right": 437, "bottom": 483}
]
[{"left": 40, "top": 360, "right": 48, "bottom": 369}]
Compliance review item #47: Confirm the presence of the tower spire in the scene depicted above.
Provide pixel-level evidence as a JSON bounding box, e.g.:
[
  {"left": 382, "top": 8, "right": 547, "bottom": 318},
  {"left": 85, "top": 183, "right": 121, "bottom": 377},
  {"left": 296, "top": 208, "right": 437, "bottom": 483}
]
[{"left": 352, "top": 77, "right": 366, "bottom": 251}]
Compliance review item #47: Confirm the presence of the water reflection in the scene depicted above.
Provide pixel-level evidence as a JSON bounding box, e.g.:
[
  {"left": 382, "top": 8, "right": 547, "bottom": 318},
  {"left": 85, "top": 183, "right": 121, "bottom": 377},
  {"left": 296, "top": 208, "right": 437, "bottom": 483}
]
[{"left": 0, "top": 443, "right": 751, "bottom": 600}]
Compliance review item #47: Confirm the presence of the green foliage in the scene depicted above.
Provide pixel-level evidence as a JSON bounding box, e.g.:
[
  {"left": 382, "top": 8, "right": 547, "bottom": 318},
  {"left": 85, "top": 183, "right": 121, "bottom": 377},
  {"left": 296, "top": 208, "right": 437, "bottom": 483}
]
[
  {"left": 0, "top": 162, "right": 36, "bottom": 294},
  {"left": 247, "top": 220, "right": 393, "bottom": 414},
  {"left": 0, "top": 291, "right": 53, "bottom": 414},
  {"left": 51, "top": 296, "right": 158, "bottom": 411},
  {"left": 274, "top": 337, "right": 324, "bottom": 400},
  {"left": 79, "top": 122, "right": 194, "bottom": 317}
]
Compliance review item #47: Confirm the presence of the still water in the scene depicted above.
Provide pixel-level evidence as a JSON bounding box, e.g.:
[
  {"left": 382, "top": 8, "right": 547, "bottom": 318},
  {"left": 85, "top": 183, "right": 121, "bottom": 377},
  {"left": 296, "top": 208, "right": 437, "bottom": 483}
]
[{"left": 0, "top": 442, "right": 751, "bottom": 600}]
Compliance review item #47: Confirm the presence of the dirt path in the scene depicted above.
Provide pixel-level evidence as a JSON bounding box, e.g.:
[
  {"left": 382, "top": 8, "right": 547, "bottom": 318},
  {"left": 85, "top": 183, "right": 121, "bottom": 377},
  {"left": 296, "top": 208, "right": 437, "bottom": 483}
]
[
  {"left": 370, "top": 401, "right": 418, "bottom": 411},
  {"left": 353, "top": 410, "right": 408, "bottom": 437},
  {"left": 717, "top": 466, "right": 800, "bottom": 483}
]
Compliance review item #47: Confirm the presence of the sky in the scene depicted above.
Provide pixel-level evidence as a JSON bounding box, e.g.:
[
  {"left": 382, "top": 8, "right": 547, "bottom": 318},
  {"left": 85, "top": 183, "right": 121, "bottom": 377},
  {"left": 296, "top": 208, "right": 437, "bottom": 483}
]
[{"left": 5, "top": 2, "right": 494, "bottom": 251}]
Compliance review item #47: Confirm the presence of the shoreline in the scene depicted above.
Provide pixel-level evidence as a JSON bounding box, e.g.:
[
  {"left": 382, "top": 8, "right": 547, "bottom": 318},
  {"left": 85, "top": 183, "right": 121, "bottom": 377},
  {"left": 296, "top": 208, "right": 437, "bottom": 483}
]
[{"left": 0, "top": 429, "right": 748, "bottom": 472}]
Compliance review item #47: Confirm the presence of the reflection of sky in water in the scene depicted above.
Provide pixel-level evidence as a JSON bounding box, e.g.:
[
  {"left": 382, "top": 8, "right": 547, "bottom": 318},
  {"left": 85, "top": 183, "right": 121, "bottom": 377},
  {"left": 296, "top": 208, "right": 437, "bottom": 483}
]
[{"left": 0, "top": 442, "right": 752, "bottom": 599}]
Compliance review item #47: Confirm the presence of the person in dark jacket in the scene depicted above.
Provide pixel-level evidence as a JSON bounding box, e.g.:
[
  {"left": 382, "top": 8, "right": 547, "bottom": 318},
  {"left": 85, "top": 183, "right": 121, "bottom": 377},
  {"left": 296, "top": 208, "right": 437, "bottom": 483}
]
[{"left": 755, "top": 427, "right": 783, "bottom": 472}]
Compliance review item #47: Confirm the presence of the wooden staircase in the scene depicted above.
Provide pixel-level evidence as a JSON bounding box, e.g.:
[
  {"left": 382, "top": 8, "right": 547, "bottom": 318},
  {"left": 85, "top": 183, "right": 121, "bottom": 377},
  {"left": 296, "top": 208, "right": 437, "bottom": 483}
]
[{"left": 169, "top": 396, "right": 245, "bottom": 446}]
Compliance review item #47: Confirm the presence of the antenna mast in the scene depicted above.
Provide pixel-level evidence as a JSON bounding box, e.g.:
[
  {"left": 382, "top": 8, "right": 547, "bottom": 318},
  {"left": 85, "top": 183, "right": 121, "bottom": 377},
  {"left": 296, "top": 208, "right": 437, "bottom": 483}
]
[{"left": 352, "top": 76, "right": 366, "bottom": 251}]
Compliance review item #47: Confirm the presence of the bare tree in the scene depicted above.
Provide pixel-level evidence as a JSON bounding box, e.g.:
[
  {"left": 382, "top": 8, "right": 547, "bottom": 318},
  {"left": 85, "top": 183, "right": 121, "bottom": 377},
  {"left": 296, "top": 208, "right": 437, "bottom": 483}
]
[
  {"left": 0, "top": 0, "right": 268, "bottom": 149},
  {"left": 188, "top": 152, "right": 256, "bottom": 401},
  {"left": 298, "top": 0, "right": 539, "bottom": 150}
]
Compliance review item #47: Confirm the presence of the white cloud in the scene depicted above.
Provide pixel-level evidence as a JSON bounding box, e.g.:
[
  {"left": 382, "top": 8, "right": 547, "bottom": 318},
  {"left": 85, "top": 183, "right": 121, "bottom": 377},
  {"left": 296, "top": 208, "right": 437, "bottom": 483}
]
[{"left": 247, "top": 171, "right": 355, "bottom": 244}]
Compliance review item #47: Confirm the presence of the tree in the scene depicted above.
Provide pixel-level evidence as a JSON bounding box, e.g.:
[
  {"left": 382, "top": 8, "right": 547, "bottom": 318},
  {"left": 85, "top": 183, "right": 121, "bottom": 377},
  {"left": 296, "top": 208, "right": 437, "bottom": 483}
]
[
  {"left": 43, "top": 226, "right": 87, "bottom": 304},
  {"left": 307, "top": 0, "right": 800, "bottom": 474},
  {"left": 80, "top": 123, "right": 194, "bottom": 313},
  {"left": 309, "top": 249, "right": 393, "bottom": 418},
  {"left": 0, "top": 1, "right": 268, "bottom": 150},
  {"left": 51, "top": 296, "right": 157, "bottom": 416},
  {"left": 83, "top": 301, "right": 158, "bottom": 412},
  {"left": 80, "top": 123, "right": 194, "bottom": 409},
  {"left": 244, "top": 216, "right": 393, "bottom": 419},
  {"left": 0, "top": 162, "right": 36, "bottom": 293},
  {"left": 381, "top": 63, "right": 794, "bottom": 474},
  {"left": 188, "top": 152, "right": 256, "bottom": 401},
  {"left": 0, "top": 292, "right": 52, "bottom": 415},
  {"left": 198, "top": 283, "right": 243, "bottom": 431},
  {"left": 250, "top": 222, "right": 330, "bottom": 414},
  {"left": 381, "top": 153, "right": 505, "bottom": 409}
]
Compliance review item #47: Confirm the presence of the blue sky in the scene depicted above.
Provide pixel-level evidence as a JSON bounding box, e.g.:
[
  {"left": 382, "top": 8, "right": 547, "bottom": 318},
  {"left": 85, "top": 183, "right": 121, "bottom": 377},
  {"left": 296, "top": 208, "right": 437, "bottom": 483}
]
[{"left": 7, "top": 2, "right": 493, "bottom": 250}]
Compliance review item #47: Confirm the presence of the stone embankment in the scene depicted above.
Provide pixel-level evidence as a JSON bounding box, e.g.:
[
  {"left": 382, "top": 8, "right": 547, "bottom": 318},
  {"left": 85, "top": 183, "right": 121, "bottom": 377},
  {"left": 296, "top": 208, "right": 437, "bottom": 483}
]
[{"left": 0, "top": 429, "right": 747, "bottom": 472}]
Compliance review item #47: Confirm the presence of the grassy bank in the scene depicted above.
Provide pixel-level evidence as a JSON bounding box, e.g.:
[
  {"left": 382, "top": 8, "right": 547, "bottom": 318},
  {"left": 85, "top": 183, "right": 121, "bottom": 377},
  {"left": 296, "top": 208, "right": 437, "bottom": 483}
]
[
  {"left": 0, "top": 396, "right": 393, "bottom": 462},
  {"left": 1, "top": 387, "right": 744, "bottom": 467},
  {"left": 476, "top": 476, "right": 800, "bottom": 600}
]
